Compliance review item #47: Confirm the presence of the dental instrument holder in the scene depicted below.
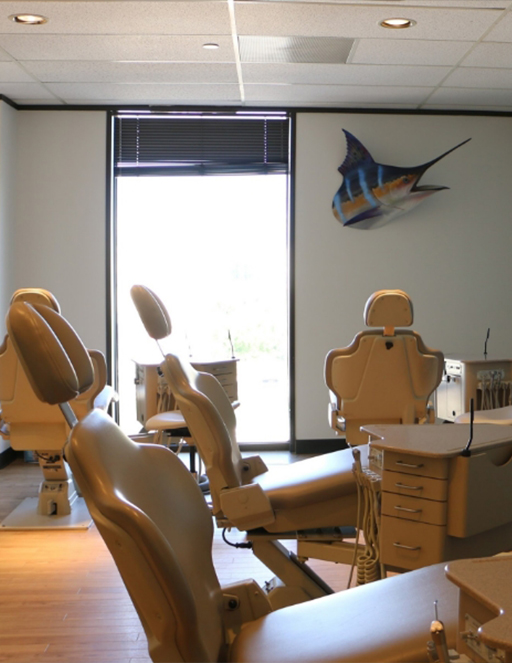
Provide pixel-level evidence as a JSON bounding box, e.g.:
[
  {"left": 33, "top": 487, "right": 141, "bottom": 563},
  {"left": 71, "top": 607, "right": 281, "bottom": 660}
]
[
  {"left": 484, "top": 328, "right": 490, "bottom": 360},
  {"left": 429, "top": 600, "right": 451, "bottom": 663},
  {"left": 460, "top": 398, "right": 474, "bottom": 457}
]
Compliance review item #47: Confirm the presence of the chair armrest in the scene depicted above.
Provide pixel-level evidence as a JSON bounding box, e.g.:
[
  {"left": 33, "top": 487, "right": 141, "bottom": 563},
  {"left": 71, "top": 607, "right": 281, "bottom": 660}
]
[
  {"left": 329, "top": 401, "right": 346, "bottom": 432},
  {"left": 0, "top": 413, "right": 9, "bottom": 439},
  {"left": 240, "top": 455, "right": 268, "bottom": 482},
  {"left": 93, "top": 385, "right": 119, "bottom": 411},
  {"left": 219, "top": 484, "right": 275, "bottom": 530},
  {"left": 222, "top": 579, "right": 272, "bottom": 640},
  {"left": 425, "top": 401, "right": 436, "bottom": 423}
]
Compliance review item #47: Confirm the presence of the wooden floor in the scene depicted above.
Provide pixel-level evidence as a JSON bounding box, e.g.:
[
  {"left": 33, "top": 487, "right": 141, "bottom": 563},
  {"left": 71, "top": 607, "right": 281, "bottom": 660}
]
[{"left": 0, "top": 453, "right": 352, "bottom": 663}]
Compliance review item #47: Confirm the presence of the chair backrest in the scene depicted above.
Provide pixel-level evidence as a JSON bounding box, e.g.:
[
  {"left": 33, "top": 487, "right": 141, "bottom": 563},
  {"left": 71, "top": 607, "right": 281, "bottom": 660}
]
[
  {"left": 0, "top": 288, "right": 108, "bottom": 450},
  {"left": 7, "top": 300, "right": 227, "bottom": 663},
  {"left": 325, "top": 290, "right": 444, "bottom": 445},
  {"left": 162, "top": 353, "right": 244, "bottom": 501}
]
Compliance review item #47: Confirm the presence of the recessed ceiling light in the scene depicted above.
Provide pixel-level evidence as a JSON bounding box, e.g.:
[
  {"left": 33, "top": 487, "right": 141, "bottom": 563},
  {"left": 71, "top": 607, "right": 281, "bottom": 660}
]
[
  {"left": 379, "top": 17, "right": 416, "bottom": 29},
  {"left": 9, "top": 13, "right": 48, "bottom": 25},
  {"left": 202, "top": 43, "right": 220, "bottom": 50}
]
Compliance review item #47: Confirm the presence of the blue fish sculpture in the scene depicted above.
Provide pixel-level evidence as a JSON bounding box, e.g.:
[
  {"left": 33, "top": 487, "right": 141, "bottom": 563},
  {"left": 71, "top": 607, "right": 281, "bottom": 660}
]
[{"left": 332, "top": 130, "right": 471, "bottom": 229}]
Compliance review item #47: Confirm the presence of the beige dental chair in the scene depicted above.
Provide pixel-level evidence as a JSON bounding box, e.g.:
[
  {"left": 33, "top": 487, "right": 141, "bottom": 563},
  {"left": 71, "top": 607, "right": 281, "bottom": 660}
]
[
  {"left": 6, "top": 298, "right": 460, "bottom": 663},
  {"left": 325, "top": 290, "right": 444, "bottom": 446},
  {"left": 0, "top": 288, "right": 116, "bottom": 528},
  {"left": 130, "top": 285, "right": 208, "bottom": 489},
  {"left": 130, "top": 285, "right": 370, "bottom": 607}
]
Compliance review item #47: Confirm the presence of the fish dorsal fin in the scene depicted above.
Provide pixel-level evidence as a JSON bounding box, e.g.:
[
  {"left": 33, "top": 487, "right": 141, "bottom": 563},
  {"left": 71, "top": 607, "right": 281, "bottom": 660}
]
[{"left": 338, "top": 129, "right": 375, "bottom": 176}]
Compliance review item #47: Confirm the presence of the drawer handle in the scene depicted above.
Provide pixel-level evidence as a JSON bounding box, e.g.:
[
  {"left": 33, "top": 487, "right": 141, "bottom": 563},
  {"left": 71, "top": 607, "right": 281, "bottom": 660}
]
[
  {"left": 395, "top": 460, "right": 424, "bottom": 469},
  {"left": 395, "top": 482, "right": 423, "bottom": 491},
  {"left": 394, "top": 505, "right": 422, "bottom": 514},
  {"left": 393, "top": 542, "right": 421, "bottom": 551}
]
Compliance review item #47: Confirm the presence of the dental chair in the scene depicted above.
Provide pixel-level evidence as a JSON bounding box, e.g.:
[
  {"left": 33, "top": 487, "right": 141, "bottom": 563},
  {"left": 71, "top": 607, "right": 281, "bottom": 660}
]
[
  {"left": 130, "top": 285, "right": 208, "bottom": 490},
  {"left": 0, "top": 288, "right": 116, "bottom": 528},
  {"left": 325, "top": 290, "right": 444, "bottom": 446},
  {"left": 130, "top": 285, "right": 372, "bottom": 608},
  {"left": 6, "top": 298, "right": 461, "bottom": 663}
]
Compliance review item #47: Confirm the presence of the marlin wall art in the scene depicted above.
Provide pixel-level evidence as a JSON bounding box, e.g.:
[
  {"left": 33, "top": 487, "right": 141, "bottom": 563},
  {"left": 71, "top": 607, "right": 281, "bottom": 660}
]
[{"left": 332, "top": 130, "right": 471, "bottom": 229}]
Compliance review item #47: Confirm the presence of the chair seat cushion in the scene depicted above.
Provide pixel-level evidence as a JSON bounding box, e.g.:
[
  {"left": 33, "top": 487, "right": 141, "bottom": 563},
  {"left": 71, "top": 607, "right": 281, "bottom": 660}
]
[
  {"left": 252, "top": 445, "right": 368, "bottom": 510},
  {"left": 230, "top": 562, "right": 458, "bottom": 663},
  {"left": 455, "top": 405, "right": 512, "bottom": 425},
  {"left": 146, "top": 411, "right": 188, "bottom": 432}
]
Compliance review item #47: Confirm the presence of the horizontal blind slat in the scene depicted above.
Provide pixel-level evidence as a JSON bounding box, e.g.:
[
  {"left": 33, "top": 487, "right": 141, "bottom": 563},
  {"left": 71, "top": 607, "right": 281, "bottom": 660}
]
[{"left": 115, "top": 116, "right": 289, "bottom": 176}]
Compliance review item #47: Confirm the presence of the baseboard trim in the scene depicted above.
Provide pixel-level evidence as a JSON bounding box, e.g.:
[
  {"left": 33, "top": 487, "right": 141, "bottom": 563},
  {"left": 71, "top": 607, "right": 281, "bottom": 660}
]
[
  {"left": 294, "top": 438, "right": 348, "bottom": 455},
  {"left": 0, "top": 446, "right": 18, "bottom": 469}
]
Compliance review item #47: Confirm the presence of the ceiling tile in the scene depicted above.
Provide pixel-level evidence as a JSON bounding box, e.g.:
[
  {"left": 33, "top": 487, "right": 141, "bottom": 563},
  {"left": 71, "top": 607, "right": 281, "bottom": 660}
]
[
  {"left": 0, "top": 45, "right": 12, "bottom": 62},
  {"left": 461, "top": 42, "right": 512, "bottom": 68},
  {"left": 0, "top": 61, "right": 35, "bottom": 82},
  {"left": 426, "top": 86, "right": 512, "bottom": 107},
  {"left": 351, "top": 39, "right": 473, "bottom": 66},
  {"left": 23, "top": 61, "right": 239, "bottom": 84},
  {"left": 234, "top": 3, "right": 503, "bottom": 41},
  {"left": 241, "top": 63, "right": 449, "bottom": 86},
  {"left": 0, "top": 81, "right": 57, "bottom": 101},
  {"left": 0, "top": 2, "right": 231, "bottom": 35},
  {"left": 0, "top": 34, "right": 236, "bottom": 62},
  {"left": 44, "top": 82, "right": 242, "bottom": 103},
  {"left": 484, "top": 10, "right": 512, "bottom": 42},
  {"left": 244, "top": 83, "right": 432, "bottom": 105},
  {"left": 261, "top": 0, "right": 512, "bottom": 6},
  {"left": 443, "top": 67, "right": 512, "bottom": 88}
]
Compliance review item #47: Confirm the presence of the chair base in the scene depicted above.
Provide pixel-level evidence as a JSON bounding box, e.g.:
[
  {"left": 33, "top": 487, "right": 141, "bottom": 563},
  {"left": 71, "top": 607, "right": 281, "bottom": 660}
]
[{"left": 0, "top": 496, "right": 92, "bottom": 530}]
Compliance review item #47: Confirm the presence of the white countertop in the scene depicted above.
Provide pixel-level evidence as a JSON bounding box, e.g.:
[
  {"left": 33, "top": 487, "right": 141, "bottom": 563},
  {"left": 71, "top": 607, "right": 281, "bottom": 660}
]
[
  {"left": 446, "top": 556, "right": 512, "bottom": 652},
  {"left": 363, "top": 424, "right": 512, "bottom": 458}
]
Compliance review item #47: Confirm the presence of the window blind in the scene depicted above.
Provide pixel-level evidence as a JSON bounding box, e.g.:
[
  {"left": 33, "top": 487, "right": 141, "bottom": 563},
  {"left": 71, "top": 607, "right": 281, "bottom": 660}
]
[{"left": 114, "top": 115, "right": 289, "bottom": 176}]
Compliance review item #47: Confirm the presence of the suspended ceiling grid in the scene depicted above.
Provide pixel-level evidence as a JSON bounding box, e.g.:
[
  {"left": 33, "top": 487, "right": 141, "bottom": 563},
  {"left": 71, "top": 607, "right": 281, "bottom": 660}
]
[{"left": 0, "top": 0, "right": 511, "bottom": 110}]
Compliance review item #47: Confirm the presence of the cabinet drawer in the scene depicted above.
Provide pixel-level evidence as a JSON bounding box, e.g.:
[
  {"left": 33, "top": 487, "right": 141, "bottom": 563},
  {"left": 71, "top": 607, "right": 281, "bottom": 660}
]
[
  {"left": 383, "top": 450, "right": 448, "bottom": 479},
  {"left": 191, "top": 360, "right": 237, "bottom": 377},
  {"left": 382, "top": 470, "right": 448, "bottom": 501},
  {"left": 380, "top": 515, "right": 447, "bottom": 571},
  {"left": 213, "top": 374, "right": 236, "bottom": 387},
  {"left": 223, "top": 384, "right": 239, "bottom": 401},
  {"left": 382, "top": 492, "right": 447, "bottom": 525}
]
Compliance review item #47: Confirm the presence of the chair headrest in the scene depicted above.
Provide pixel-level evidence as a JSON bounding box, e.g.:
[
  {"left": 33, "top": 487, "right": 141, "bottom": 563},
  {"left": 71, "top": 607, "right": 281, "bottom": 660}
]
[
  {"left": 6, "top": 302, "right": 94, "bottom": 405},
  {"left": 131, "top": 285, "right": 171, "bottom": 342},
  {"left": 364, "top": 290, "right": 414, "bottom": 330},
  {"left": 10, "top": 288, "right": 61, "bottom": 312}
]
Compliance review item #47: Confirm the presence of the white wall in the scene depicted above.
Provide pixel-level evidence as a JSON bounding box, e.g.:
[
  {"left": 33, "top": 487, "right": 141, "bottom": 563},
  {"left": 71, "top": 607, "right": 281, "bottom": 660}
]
[
  {"left": 295, "top": 112, "right": 512, "bottom": 441},
  {"left": 0, "top": 101, "right": 17, "bottom": 338},
  {"left": 0, "top": 101, "right": 18, "bottom": 454},
  {"left": 3, "top": 107, "right": 512, "bottom": 446},
  {"left": 14, "top": 110, "right": 108, "bottom": 352}
]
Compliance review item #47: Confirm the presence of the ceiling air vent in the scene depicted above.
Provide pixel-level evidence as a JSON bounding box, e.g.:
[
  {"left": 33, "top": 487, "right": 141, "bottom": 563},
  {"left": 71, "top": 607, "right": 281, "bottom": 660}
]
[{"left": 239, "top": 35, "right": 355, "bottom": 64}]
